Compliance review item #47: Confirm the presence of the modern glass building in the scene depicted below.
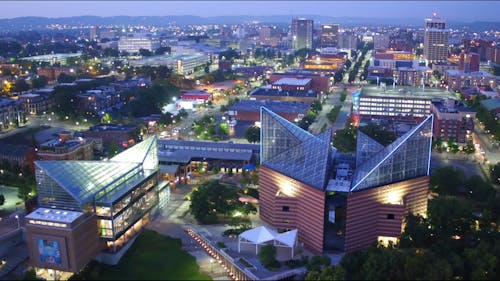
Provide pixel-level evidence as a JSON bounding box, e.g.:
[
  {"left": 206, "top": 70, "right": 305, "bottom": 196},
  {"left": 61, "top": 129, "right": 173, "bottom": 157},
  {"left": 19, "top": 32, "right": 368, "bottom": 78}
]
[
  {"left": 25, "top": 136, "right": 169, "bottom": 279},
  {"left": 344, "top": 115, "right": 433, "bottom": 253},
  {"left": 259, "top": 107, "right": 334, "bottom": 253},
  {"left": 259, "top": 106, "right": 433, "bottom": 254}
]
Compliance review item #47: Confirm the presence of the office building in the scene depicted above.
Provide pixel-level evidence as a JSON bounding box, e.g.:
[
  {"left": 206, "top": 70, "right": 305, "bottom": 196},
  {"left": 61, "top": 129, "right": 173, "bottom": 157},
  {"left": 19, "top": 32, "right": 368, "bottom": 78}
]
[
  {"left": 320, "top": 24, "right": 339, "bottom": 48},
  {"left": 258, "top": 107, "right": 432, "bottom": 254},
  {"left": 373, "top": 34, "right": 390, "bottom": 50},
  {"left": 18, "top": 91, "right": 54, "bottom": 115},
  {"left": 37, "top": 132, "right": 98, "bottom": 161},
  {"left": 229, "top": 100, "right": 311, "bottom": 122},
  {"left": 292, "top": 18, "right": 313, "bottom": 50},
  {"left": 118, "top": 36, "right": 160, "bottom": 54},
  {"left": 431, "top": 99, "right": 476, "bottom": 144},
  {"left": 444, "top": 70, "right": 498, "bottom": 91},
  {"left": 0, "top": 98, "right": 24, "bottom": 131},
  {"left": 25, "top": 136, "right": 169, "bottom": 279},
  {"left": 338, "top": 32, "right": 358, "bottom": 50},
  {"left": 424, "top": 14, "right": 450, "bottom": 64},
  {"left": 269, "top": 72, "right": 330, "bottom": 93},
  {"left": 354, "top": 87, "right": 452, "bottom": 122},
  {"left": 83, "top": 123, "right": 140, "bottom": 148},
  {"left": 158, "top": 139, "right": 259, "bottom": 184},
  {"left": 459, "top": 52, "right": 480, "bottom": 73},
  {"left": 89, "top": 26, "right": 99, "bottom": 41}
]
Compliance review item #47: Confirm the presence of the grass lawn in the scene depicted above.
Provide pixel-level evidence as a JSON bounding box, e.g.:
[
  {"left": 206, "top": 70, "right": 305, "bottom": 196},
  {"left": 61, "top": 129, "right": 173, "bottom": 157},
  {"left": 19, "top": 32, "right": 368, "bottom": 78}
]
[{"left": 86, "top": 230, "right": 211, "bottom": 280}]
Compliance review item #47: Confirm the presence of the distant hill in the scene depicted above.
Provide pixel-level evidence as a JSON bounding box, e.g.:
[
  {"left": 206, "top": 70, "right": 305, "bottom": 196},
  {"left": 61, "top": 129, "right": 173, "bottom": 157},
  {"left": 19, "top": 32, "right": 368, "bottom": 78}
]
[{"left": 0, "top": 15, "right": 498, "bottom": 31}]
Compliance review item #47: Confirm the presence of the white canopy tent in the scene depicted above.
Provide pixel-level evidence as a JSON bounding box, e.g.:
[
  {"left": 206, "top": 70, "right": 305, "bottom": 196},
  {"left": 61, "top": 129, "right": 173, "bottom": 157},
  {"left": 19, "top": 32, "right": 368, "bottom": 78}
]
[{"left": 238, "top": 226, "right": 298, "bottom": 258}]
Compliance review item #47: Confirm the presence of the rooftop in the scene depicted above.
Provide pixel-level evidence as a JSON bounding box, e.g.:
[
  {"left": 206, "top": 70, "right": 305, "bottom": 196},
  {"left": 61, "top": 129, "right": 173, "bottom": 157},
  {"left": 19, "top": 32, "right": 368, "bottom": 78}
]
[
  {"left": 360, "top": 86, "right": 456, "bottom": 99},
  {"left": 230, "top": 100, "right": 311, "bottom": 114},
  {"left": 25, "top": 207, "right": 83, "bottom": 224},
  {"left": 158, "top": 139, "right": 259, "bottom": 164},
  {"left": 0, "top": 98, "right": 19, "bottom": 107},
  {"left": 446, "top": 70, "right": 498, "bottom": 78},
  {"left": 431, "top": 99, "right": 476, "bottom": 113},
  {"left": 87, "top": 123, "right": 139, "bottom": 132},
  {"left": 251, "top": 86, "right": 317, "bottom": 98},
  {"left": 35, "top": 136, "right": 158, "bottom": 205},
  {"left": 273, "top": 78, "right": 312, "bottom": 86},
  {"left": 480, "top": 97, "right": 500, "bottom": 111}
]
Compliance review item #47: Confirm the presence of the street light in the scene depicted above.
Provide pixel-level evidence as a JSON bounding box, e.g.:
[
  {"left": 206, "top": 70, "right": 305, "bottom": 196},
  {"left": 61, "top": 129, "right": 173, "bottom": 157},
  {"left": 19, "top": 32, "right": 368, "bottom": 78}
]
[
  {"left": 15, "top": 215, "right": 20, "bottom": 229},
  {"left": 210, "top": 258, "right": 214, "bottom": 273}
]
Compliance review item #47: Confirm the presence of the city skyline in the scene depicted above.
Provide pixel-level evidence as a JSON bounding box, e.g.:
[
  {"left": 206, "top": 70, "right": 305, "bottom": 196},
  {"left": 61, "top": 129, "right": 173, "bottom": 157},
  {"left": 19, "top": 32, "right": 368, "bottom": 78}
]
[{"left": 2, "top": 1, "right": 500, "bottom": 22}]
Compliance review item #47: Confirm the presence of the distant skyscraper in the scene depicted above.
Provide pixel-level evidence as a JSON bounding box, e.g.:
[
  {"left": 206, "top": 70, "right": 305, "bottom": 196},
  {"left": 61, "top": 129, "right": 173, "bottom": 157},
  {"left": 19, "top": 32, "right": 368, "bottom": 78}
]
[
  {"left": 373, "top": 33, "right": 390, "bottom": 50},
  {"left": 424, "top": 13, "right": 450, "bottom": 64},
  {"left": 260, "top": 26, "right": 271, "bottom": 42},
  {"left": 292, "top": 18, "right": 313, "bottom": 50},
  {"left": 338, "top": 32, "right": 358, "bottom": 50},
  {"left": 89, "top": 26, "right": 99, "bottom": 41},
  {"left": 320, "top": 24, "right": 339, "bottom": 48}
]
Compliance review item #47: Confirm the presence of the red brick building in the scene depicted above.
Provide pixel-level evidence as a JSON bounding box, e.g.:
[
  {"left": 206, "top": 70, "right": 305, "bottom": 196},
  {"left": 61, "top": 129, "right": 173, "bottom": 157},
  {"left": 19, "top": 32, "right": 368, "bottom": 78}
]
[
  {"left": 229, "top": 100, "right": 310, "bottom": 122},
  {"left": 269, "top": 73, "right": 330, "bottom": 93},
  {"left": 459, "top": 52, "right": 480, "bottom": 72},
  {"left": 259, "top": 107, "right": 433, "bottom": 254},
  {"left": 430, "top": 99, "right": 476, "bottom": 144},
  {"left": 37, "top": 67, "right": 74, "bottom": 81}
]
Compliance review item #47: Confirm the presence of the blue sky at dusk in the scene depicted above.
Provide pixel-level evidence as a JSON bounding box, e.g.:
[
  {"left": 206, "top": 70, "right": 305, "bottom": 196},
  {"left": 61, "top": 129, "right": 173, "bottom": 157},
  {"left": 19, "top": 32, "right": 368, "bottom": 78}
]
[{"left": 2, "top": 1, "right": 499, "bottom": 22}]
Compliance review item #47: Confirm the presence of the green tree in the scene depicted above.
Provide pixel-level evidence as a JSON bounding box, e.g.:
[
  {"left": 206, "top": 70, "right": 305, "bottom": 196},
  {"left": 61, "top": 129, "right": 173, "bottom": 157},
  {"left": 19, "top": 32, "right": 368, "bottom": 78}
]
[
  {"left": 430, "top": 166, "right": 465, "bottom": 195},
  {"left": 400, "top": 213, "right": 432, "bottom": 248},
  {"left": 327, "top": 105, "right": 342, "bottom": 123},
  {"left": 12, "top": 79, "right": 30, "bottom": 93},
  {"left": 332, "top": 124, "right": 356, "bottom": 152},
  {"left": 189, "top": 180, "right": 242, "bottom": 224},
  {"left": 107, "top": 143, "right": 119, "bottom": 157},
  {"left": 464, "top": 175, "right": 496, "bottom": 203},
  {"left": 427, "top": 196, "right": 474, "bottom": 239},
  {"left": 311, "top": 100, "right": 323, "bottom": 113},
  {"left": 102, "top": 112, "right": 113, "bottom": 124},
  {"left": 258, "top": 245, "right": 280, "bottom": 269},
  {"left": 32, "top": 75, "right": 48, "bottom": 89},
  {"left": 359, "top": 124, "right": 397, "bottom": 146},
  {"left": 245, "top": 126, "right": 260, "bottom": 143},
  {"left": 18, "top": 184, "right": 32, "bottom": 201},
  {"left": 490, "top": 163, "right": 500, "bottom": 185},
  {"left": 319, "top": 265, "right": 346, "bottom": 281},
  {"left": 57, "top": 72, "right": 76, "bottom": 83}
]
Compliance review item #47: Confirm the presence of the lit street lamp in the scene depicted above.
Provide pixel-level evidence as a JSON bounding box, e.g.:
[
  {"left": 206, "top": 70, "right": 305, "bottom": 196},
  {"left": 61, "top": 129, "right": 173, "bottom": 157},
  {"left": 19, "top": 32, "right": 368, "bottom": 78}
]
[{"left": 15, "top": 214, "right": 20, "bottom": 229}]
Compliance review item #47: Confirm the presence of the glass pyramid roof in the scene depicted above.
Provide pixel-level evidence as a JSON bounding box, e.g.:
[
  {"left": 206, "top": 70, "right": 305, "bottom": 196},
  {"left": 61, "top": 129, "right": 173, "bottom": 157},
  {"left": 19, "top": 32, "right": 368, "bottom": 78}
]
[
  {"left": 35, "top": 135, "right": 159, "bottom": 205},
  {"left": 35, "top": 161, "right": 141, "bottom": 204},
  {"left": 260, "top": 107, "right": 333, "bottom": 190},
  {"left": 111, "top": 135, "right": 158, "bottom": 170},
  {"left": 351, "top": 115, "right": 433, "bottom": 192},
  {"left": 355, "top": 131, "right": 385, "bottom": 168}
]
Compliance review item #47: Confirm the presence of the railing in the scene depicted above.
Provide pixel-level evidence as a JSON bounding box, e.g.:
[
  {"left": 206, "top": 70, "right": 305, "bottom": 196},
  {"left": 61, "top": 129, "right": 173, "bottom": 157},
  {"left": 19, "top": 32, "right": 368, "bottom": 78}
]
[{"left": 185, "top": 227, "right": 305, "bottom": 281}]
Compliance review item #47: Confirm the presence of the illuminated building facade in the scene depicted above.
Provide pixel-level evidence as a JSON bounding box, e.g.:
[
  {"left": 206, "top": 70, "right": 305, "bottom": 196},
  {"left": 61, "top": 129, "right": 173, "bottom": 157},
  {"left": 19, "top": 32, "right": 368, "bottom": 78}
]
[
  {"left": 344, "top": 115, "right": 432, "bottom": 252},
  {"left": 259, "top": 108, "right": 333, "bottom": 253},
  {"left": 25, "top": 136, "right": 170, "bottom": 279},
  {"left": 424, "top": 14, "right": 450, "bottom": 64},
  {"left": 320, "top": 24, "right": 339, "bottom": 48},
  {"left": 430, "top": 99, "right": 476, "bottom": 144},
  {"left": 292, "top": 18, "right": 313, "bottom": 50},
  {"left": 118, "top": 36, "right": 160, "bottom": 54},
  {"left": 259, "top": 107, "right": 432, "bottom": 254}
]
